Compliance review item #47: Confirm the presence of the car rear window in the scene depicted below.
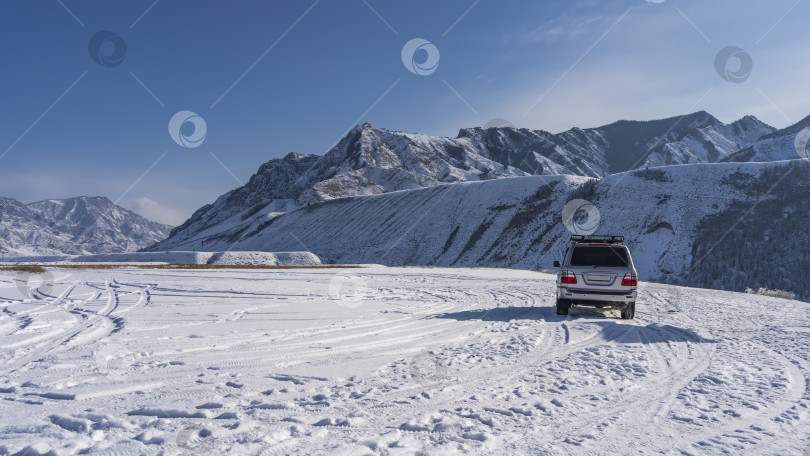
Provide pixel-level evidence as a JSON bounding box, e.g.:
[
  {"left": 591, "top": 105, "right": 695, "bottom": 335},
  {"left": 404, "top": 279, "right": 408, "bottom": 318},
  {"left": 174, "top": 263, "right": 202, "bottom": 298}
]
[{"left": 570, "top": 246, "right": 629, "bottom": 267}]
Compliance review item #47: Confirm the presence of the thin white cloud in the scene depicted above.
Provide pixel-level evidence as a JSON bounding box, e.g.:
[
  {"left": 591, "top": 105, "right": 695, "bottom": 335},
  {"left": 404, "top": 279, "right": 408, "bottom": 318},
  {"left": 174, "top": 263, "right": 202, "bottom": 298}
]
[
  {"left": 514, "top": 13, "right": 609, "bottom": 43},
  {"left": 125, "top": 197, "right": 187, "bottom": 226}
]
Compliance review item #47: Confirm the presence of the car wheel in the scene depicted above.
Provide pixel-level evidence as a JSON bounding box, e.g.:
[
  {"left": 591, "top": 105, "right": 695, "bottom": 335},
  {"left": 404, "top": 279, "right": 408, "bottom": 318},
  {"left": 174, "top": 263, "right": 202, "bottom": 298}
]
[
  {"left": 556, "top": 299, "right": 570, "bottom": 316},
  {"left": 621, "top": 301, "right": 635, "bottom": 320}
]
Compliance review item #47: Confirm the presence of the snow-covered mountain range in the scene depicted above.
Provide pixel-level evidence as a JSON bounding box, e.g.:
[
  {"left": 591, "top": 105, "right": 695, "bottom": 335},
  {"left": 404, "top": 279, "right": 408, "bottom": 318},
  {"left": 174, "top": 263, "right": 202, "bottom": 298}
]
[
  {"left": 157, "top": 111, "right": 777, "bottom": 249},
  {"left": 0, "top": 196, "right": 171, "bottom": 256}
]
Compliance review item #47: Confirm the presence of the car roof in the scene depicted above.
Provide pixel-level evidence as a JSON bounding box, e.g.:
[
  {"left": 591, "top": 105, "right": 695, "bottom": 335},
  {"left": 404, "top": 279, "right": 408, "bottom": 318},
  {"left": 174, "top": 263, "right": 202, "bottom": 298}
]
[{"left": 571, "top": 243, "right": 628, "bottom": 248}]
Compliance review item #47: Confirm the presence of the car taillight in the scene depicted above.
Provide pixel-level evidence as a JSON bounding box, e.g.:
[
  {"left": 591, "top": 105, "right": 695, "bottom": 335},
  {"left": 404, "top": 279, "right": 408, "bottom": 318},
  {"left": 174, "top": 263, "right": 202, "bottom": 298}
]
[
  {"left": 622, "top": 272, "right": 637, "bottom": 287},
  {"left": 560, "top": 270, "right": 577, "bottom": 284}
]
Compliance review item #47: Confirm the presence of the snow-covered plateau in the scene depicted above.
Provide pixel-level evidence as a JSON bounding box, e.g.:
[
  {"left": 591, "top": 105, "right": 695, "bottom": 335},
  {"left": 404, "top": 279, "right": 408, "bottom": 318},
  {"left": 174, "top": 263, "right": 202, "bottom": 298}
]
[{"left": 0, "top": 266, "right": 807, "bottom": 455}]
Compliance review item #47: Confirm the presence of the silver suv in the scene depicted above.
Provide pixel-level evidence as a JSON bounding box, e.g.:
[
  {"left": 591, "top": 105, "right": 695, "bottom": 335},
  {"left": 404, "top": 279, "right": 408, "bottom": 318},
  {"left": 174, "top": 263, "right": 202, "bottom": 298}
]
[{"left": 553, "top": 235, "right": 638, "bottom": 319}]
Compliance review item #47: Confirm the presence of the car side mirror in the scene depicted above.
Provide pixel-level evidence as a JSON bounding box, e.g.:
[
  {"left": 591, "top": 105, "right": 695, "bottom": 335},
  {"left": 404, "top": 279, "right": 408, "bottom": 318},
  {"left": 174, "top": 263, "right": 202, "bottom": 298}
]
[{"left": 553, "top": 261, "right": 560, "bottom": 268}]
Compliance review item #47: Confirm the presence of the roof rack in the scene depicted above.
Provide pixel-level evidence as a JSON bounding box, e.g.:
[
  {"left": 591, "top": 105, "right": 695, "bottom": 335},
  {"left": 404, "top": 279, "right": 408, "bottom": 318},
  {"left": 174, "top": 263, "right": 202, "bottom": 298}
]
[{"left": 570, "top": 235, "right": 624, "bottom": 245}]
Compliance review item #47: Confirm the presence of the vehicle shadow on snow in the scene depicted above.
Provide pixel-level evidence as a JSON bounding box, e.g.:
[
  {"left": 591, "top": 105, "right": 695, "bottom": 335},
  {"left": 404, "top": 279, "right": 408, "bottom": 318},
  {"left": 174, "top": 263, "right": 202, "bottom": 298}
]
[{"left": 433, "top": 307, "right": 716, "bottom": 344}]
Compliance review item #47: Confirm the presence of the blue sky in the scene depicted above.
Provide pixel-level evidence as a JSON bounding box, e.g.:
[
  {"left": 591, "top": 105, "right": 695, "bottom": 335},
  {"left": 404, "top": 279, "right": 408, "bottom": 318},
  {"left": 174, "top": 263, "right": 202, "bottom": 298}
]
[{"left": 0, "top": 0, "right": 808, "bottom": 225}]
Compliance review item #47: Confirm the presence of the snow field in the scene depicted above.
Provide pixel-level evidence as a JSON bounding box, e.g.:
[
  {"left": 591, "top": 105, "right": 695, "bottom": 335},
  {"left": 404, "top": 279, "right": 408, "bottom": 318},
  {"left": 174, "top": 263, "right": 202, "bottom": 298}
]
[
  {"left": 0, "top": 267, "right": 807, "bottom": 455},
  {"left": 0, "top": 250, "right": 323, "bottom": 267}
]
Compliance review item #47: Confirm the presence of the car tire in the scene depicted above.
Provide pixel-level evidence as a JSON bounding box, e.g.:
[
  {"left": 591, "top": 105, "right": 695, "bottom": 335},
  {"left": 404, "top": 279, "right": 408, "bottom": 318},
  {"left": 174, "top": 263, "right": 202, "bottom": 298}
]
[
  {"left": 621, "top": 301, "right": 635, "bottom": 320},
  {"left": 556, "top": 299, "right": 570, "bottom": 316}
]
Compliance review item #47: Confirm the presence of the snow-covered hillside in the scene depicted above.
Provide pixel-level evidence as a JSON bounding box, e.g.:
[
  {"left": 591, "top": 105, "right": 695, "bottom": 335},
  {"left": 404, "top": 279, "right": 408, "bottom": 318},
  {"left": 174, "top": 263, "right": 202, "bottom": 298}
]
[
  {"left": 147, "top": 160, "right": 810, "bottom": 300},
  {"left": 157, "top": 112, "right": 774, "bottom": 249},
  {"left": 0, "top": 267, "right": 807, "bottom": 454},
  {"left": 0, "top": 197, "right": 171, "bottom": 256}
]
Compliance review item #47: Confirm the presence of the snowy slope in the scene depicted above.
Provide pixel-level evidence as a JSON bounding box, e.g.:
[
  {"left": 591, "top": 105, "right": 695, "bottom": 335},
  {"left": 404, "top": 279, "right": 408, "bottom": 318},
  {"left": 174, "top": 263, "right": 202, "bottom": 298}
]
[
  {"left": 147, "top": 160, "right": 810, "bottom": 300},
  {"left": 0, "top": 197, "right": 42, "bottom": 255},
  {"left": 163, "top": 153, "right": 317, "bottom": 251},
  {"left": 723, "top": 114, "right": 810, "bottom": 162},
  {"left": 0, "top": 267, "right": 807, "bottom": 455},
  {"left": 153, "top": 112, "right": 774, "bottom": 249},
  {"left": 0, "top": 196, "right": 171, "bottom": 256}
]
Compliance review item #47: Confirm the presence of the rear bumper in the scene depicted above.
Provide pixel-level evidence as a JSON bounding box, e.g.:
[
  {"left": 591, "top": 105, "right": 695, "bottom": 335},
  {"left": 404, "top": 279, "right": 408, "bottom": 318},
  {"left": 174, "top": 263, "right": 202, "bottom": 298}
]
[{"left": 557, "top": 286, "right": 636, "bottom": 304}]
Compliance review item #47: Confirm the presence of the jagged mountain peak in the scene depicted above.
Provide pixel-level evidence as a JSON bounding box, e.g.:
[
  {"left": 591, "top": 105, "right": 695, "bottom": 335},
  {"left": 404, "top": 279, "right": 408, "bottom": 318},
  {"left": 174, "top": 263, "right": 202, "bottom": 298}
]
[
  {"left": 343, "top": 122, "right": 393, "bottom": 140},
  {"left": 254, "top": 151, "right": 317, "bottom": 176},
  {"left": 29, "top": 195, "right": 114, "bottom": 208},
  {"left": 0, "top": 196, "right": 171, "bottom": 256},
  {"left": 728, "top": 114, "right": 771, "bottom": 132},
  {"left": 281, "top": 151, "right": 309, "bottom": 161},
  {"left": 597, "top": 110, "right": 716, "bottom": 131},
  {"left": 456, "top": 125, "right": 550, "bottom": 140},
  {"left": 721, "top": 113, "right": 809, "bottom": 163},
  {"left": 27, "top": 196, "right": 122, "bottom": 226},
  {"left": 757, "top": 113, "right": 810, "bottom": 141},
  {"left": 732, "top": 114, "right": 766, "bottom": 125}
]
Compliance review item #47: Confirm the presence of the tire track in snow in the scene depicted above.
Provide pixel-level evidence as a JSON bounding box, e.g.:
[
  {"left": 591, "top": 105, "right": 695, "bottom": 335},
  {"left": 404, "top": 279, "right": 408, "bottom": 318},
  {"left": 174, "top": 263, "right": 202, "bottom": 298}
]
[
  {"left": 583, "top": 325, "right": 714, "bottom": 446},
  {"left": 5, "top": 268, "right": 804, "bottom": 455},
  {"left": 0, "top": 279, "right": 152, "bottom": 377},
  {"left": 680, "top": 340, "right": 808, "bottom": 453}
]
